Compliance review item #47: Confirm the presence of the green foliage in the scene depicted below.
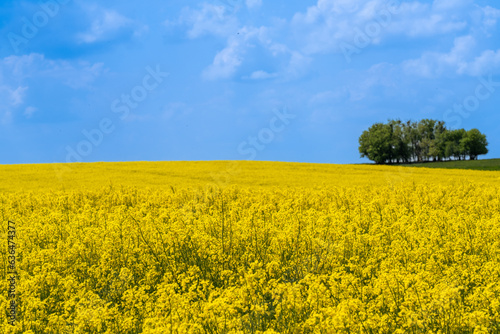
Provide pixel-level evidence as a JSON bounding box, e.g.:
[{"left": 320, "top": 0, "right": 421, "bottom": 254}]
[
  {"left": 461, "top": 129, "right": 489, "bottom": 160},
  {"left": 359, "top": 119, "right": 488, "bottom": 164},
  {"left": 359, "top": 123, "right": 393, "bottom": 164}
]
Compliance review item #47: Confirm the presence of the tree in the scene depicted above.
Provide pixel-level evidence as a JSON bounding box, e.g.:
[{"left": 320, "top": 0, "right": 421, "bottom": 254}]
[
  {"left": 461, "top": 129, "right": 488, "bottom": 160},
  {"left": 430, "top": 121, "right": 447, "bottom": 161},
  {"left": 359, "top": 123, "right": 393, "bottom": 164},
  {"left": 417, "top": 119, "right": 436, "bottom": 161},
  {"left": 445, "top": 129, "right": 466, "bottom": 160},
  {"left": 404, "top": 120, "right": 421, "bottom": 162},
  {"left": 358, "top": 119, "right": 488, "bottom": 164},
  {"left": 390, "top": 119, "right": 411, "bottom": 163}
]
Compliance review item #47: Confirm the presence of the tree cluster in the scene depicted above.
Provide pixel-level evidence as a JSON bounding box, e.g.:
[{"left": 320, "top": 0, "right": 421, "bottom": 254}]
[{"left": 359, "top": 119, "right": 488, "bottom": 164}]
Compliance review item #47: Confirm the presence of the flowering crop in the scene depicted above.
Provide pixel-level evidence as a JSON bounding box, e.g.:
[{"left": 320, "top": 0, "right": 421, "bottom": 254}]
[{"left": 0, "top": 162, "right": 499, "bottom": 333}]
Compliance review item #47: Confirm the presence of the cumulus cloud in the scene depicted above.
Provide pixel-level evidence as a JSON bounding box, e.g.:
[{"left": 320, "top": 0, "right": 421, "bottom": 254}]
[
  {"left": 170, "top": 4, "right": 247, "bottom": 80},
  {"left": 284, "top": 51, "right": 312, "bottom": 80},
  {"left": 432, "top": 0, "right": 473, "bottom": 11},
  {"left": 0, "top": 53, "right": 105, "bottom": 124},
  {"left": 247, "top": 70, "right": 278, "bottom": 80},
  {"left": 291, "top": 0, "right": 403, "bottom": 55},
  {"left": 290, "top": 0, "right": 494, "bottom": 55},
  {"left": 202, "top": 38, "right": 245, "bottom": 80},
  {"left": 162, "top": 102, "right": 193, "bottom": 120},
  {"left": 403, "top": 35, "right": 474, "bottom": 77},
  {"left": 167, "top": 3, "right": 239, "bottom": 39},
  {"left": 465, "top": 49, "right": 500, "bottom": 76},
  {"left": 246, "top": 0, "right": 262, "bottom": 9},
  {"left": 472, "top": 5, "right": 500, "bottom": 36},
  {"left": 1, "top": 53, "right": 105, "bottom": 88},
  {"left": 170, "top": 3, "right": 312, "bottom": 81},
  {"left": 77, "top": 5, "right": 144, "bottom": 44},
  {"left": 403, "top": 36, "right": 500, "bottom": 77},
  {"left": 309, "top": 89, "right": 350, "bottom": 105},
  {"left": 0, "top": 85, "right": 27, "bottom": 124},
  {"left": 24, "top": 106, "right": 37, "bottom": 119},
  {"left": 174, "top": 0, "right": 500, "bottom": 82},
  {"left": 0, "top": 85, "right": 27, "bottom": 106},
  {"left": 201, "top": 25, "right": 287, "bottom": 80}
]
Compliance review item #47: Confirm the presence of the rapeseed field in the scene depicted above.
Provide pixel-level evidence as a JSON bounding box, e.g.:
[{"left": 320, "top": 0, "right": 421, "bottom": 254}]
[{"left": 1, "top": 161, "right": 499, "bottom": 333}]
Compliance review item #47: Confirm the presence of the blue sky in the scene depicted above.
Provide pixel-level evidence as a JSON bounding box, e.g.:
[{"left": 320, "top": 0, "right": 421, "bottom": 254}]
[{"left": 1, "top": 0, "right": 499, "bottom": 164}]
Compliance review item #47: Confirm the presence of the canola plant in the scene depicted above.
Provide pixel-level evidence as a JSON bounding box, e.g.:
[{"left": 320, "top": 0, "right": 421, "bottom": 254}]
[{"left": 0, "top": 161, "right": 499, "bottom": 333}]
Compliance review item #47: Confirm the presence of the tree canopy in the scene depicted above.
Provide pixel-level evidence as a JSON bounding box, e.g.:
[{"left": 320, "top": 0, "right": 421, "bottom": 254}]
[{"left": 359, "top": 119, "right": 488, "bottom": 164}]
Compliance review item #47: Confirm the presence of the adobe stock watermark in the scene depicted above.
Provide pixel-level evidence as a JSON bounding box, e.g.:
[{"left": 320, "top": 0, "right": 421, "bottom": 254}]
[
  {"left": 236, "top": 106, "right": 295, "bottom": 160},
  {"left": 53, "top": 65, "right": 169, "bottom": 179},
  {"left": 443, "top": 75, "right": 500, "bottom": 129},
  {"left": 209, "top": 106, "right": 296, "bottom": 187},
  {"left": 384, "top": 164, "right": 416, "bottom": 186},
  {"left": 339, "top": 0, "right": 401, "bottom": 63},
  {"left": 7, "top": 0, "right": 72, "bottom": 53}
]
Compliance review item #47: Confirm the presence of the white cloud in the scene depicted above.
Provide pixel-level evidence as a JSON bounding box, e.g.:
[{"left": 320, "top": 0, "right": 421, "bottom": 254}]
[
  {"left": 428, "top": 89, "right": 455, "bottom": 104},
  {"left": 247, "top": 70, "right": 277, "bottom": 80},
  {"left": 291, "top": 0, "right": 402, "bottom": 55},
  {"left": 0, "top": 85, "right": 27, "bottom": 106},
  {"left": 464, "top": 49, "right": 500, "bottom": 76},
  {"left": 0, "top": 85, "right": 27, "bottom": 124},
  {"left": 0, "top": 56, "right": 29, "bottom": 123},
  {"left": 246, "top": 0, "right": 262, "bottom": 9},
  {"left": 391, "top": 14, "right": 467, "bottom": 37},
  {"left": 309, "top": 89, "right": 349, "bottom": 105},
  {"left": 403, "top": 35, "right": 474, "bottom": 77},
  {"left": 201, "top": 24, "right": 308, "bottom": 81},
  {"left": 284, "top": 51, "right": 312, "bottom": 79},
  {"left": 54, "top": 62, "right": 106, "bottom": 89},
  {"left": 402, "top": 36, "right": 500, "bottom": 77},
  {"left": 162, "top": 102, "right": 193, "bottom": 120},
  {"left": 77, "top": 6, "right": 140, "bottom": 44},
  {"left": 177, "top": 0, "right": 500, "bottom": 82},
  {"left": 24, "top": 106, "right": 37, "bottom": 119},
  {"left": 0, "top": 110, "right": 12, "bottom": 125},
  {"left": 1, "top": 53, "right": 105, "bottom": 89},
  {"left": 0, "top": 54, "right": 105, "bottom": 124},
  {"left": 202, "top": 38, "right": 244, "bottom": 80},
  {"left": 432, "top": 0, "right": 473, "bottom": 12},
  {"left": 202, "top": 25, "right": 284, "bottom": 80},
  {"left": 170, "top": 4, "right": 239, "bottom": 39},
  {"left": 474, "top": 5, "right": 500, "bottom": 35},
  {"left": 290, "top": 0, "right": 492, "bottom": 56},
  {"left": 172, "top": 5, "right": 308, "bottom": 81},
  {"left": 482, "top": 5, "right": 500, "bottom": 26}
]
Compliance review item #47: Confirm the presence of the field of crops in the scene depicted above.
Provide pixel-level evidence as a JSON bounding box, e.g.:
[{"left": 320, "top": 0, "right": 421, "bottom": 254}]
[{"left": 1, "top": 161, "right": 500, "bottom": 333}]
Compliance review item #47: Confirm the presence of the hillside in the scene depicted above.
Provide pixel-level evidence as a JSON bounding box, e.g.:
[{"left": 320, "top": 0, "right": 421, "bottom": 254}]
[{"left": 1, "top": 161, "right": 500, "bottom": 332}]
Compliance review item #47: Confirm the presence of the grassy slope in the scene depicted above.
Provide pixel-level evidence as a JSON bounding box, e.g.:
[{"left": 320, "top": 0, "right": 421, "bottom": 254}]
[
  {"left": 399, "top": 158, "right": 500, "bottom": 171},
  {"left": 0, "top": 160, "right": 499, "bottom": 193}
]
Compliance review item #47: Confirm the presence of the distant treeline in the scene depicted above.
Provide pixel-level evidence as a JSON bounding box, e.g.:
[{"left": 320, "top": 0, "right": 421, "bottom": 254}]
[{"left": 359, "top": 119, "right": 488, "bottom": 164}]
